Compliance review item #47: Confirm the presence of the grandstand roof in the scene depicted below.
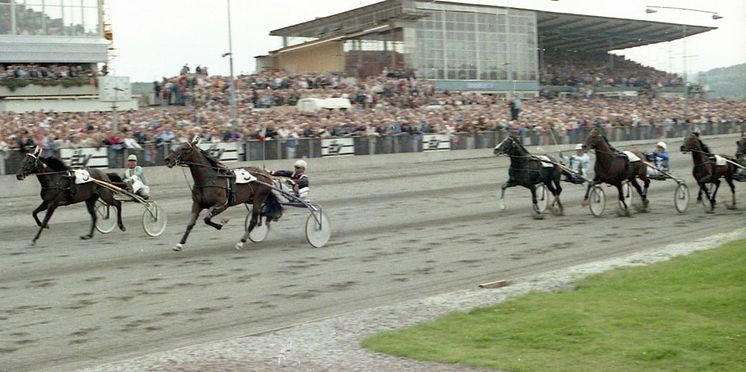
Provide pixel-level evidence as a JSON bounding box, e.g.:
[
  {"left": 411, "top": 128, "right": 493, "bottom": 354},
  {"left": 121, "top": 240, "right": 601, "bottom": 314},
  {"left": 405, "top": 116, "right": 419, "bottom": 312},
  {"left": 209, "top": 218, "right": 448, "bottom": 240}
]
[{"left": 270, "top": 0, "right": 715, "bottom": 52}]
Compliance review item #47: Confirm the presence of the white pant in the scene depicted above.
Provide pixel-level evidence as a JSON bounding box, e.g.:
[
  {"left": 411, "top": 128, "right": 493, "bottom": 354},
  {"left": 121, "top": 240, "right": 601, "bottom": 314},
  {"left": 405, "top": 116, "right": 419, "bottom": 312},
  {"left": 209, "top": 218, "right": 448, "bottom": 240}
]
[
  {"left": 278, "top": 181, "right": 308, "bottom": 201},
  {"left": 647, "top": 168, "right": 664, "bottom": 177},
  {"left": 127, "top": 175, "right": 150, "bottom": 197}
]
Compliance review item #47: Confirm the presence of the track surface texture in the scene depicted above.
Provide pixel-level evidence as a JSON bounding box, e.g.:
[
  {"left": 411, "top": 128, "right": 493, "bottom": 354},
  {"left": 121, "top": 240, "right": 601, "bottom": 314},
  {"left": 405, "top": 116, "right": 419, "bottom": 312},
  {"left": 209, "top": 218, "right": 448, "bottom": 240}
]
[{"left": 1, "top": 136, "right": 744, "bottom": 371}]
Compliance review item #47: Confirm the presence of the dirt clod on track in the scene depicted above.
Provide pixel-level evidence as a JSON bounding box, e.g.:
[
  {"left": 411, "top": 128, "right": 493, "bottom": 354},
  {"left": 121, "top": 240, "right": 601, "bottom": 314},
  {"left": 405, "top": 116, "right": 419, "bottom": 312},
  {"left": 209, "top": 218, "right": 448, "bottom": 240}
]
[{"left": 0, "top": 136, "right": 744, "bottom": 371}]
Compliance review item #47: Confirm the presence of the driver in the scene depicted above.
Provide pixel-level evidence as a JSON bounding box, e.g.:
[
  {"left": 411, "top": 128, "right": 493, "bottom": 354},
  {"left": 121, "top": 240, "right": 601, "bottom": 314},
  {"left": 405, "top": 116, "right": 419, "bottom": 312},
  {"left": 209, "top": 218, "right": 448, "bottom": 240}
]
[
  {"left": 271, "top": 159, "right": 309, "bottom": 200},
  {"left": 645, "top": 141, "right": 669, "bottom": 178},
  {"left": 124, "top": 154, "right": 150, "bottom": 199},
  {"left": 563, "top": 144, "right": 590, "bottom": 183}
]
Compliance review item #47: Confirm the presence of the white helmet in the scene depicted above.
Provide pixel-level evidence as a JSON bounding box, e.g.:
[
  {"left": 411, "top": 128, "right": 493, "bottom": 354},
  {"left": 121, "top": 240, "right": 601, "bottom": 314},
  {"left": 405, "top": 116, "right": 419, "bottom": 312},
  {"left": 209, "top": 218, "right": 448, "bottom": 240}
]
[
  {"left": 294, "top": 159, "right": 307, "bottom": 169},
  {"left": 656, "top": 141, "right": 667, "bottom": 150},
  {"left": 575, "top": 144, "right": 584, "bottom": 150}
]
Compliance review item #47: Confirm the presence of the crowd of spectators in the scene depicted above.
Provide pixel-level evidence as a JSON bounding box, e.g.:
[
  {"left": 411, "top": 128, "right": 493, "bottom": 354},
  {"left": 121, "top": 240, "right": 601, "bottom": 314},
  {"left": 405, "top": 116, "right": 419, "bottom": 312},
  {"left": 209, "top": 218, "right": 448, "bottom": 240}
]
[
  {"left": 541, "top": 50, "right": 685, "bottom": 90},
  {"left": 2, "top": 92, "right": 744, "bottom": 155},
  {"left": 0, "top": 63, "right": 95, "bottom": 81}
]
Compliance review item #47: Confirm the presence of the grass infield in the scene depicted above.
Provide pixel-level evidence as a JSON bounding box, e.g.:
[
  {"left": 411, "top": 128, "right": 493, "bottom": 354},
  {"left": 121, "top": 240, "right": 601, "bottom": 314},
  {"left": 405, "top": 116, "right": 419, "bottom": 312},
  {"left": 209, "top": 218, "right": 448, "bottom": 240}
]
[{"left": 362, "top": 239, "right": 746, "bottom": 372}]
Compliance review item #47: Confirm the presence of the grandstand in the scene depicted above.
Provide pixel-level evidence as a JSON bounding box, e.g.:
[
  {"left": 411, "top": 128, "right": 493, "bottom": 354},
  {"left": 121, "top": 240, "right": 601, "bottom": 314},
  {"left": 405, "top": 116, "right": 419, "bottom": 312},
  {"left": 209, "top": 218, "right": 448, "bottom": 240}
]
[
  {"left": 0, "top": 0, "right": 137, "bottom": 112},
  {"left": 257, "top": 0, "right": 715, "bottom": 96}
]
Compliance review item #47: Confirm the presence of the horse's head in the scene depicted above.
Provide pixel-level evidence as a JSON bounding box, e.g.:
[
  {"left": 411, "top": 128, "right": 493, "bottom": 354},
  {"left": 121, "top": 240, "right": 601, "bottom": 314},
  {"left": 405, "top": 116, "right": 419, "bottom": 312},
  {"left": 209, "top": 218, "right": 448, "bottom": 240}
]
[
  {"left": 680, "top": 133, "right": 701, "bottom": 153},
  {"left": 584, "top": 128, "right": 603, "bottom": 150},
  {"left": 494, "top": 136, "right": 519, "bottom": 156},
  {"left": 165, "top": 137, "right": 200, "bottom": 168},
  {"left": 16, "top": 147, "right": 45, "bottom": 180}
]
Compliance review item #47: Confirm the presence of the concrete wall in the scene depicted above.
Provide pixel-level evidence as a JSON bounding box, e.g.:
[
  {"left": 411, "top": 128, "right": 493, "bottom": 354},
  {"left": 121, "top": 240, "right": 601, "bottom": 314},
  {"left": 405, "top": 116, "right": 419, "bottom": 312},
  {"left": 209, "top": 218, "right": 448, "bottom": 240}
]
[
  {"left": 4, "top": 134, "right": 737, "bottom": 199},
  {"left": 0, "top": 84, "right": 98, "bottom": 97},
  {"left": 276, "top": 41, "right": 344, "bottom": 74},
  {"left": 0, "top": 97, "right": 138, "bottom": 113}
]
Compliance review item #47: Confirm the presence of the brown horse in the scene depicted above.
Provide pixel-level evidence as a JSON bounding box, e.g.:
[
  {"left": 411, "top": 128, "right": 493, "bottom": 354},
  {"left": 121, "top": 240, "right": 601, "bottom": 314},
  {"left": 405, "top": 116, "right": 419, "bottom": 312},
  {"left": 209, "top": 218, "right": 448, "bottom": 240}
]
[
  {"left": 679, "top": 133, "right": 737, "bottom": 212},
  {"left": 15, "top": 147, "right": 125, "bottom": 245},
  {"left": 583, "top": 128, "right": 650, "bottom": 216},
  {"left": 165, "top": 139, "right": 283, "bottom": 251}
]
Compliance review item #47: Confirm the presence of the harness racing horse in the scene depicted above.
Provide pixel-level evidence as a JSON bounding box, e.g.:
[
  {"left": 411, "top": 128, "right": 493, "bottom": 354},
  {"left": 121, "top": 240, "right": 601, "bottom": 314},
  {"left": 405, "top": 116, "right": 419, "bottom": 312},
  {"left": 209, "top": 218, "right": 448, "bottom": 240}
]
[
  {"left": 493, "top": 136, "right": 564, "bottom": 219},
  {"left": 583, "top": 128, "right": 650, "bottom": 216},
  {"left": 735, "top": 134, "right": 746, "bottom": 181},
  {"left": 679, "top": 133, "right": 738, "bottom": 212},
  {"left": 165, "top": 138, "right": 283, "bottom": 251},
  {"left": 15, "top": 147, "right": 125, "bottom": 245}
]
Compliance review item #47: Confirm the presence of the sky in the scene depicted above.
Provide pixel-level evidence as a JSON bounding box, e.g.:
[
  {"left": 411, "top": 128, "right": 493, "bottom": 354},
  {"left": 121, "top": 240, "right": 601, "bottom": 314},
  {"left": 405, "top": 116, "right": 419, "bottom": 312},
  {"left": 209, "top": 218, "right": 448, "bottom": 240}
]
[{"left": 109, "top": 0, "right": 746, "bottom": 82}]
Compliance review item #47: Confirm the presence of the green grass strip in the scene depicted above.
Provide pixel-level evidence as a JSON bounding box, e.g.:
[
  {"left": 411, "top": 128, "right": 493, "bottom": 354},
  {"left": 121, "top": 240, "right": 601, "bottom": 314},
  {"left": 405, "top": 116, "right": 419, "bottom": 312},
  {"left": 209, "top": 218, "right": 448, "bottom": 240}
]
[{"left": 363, "top": 239, "right": 746, "bottom": 372}]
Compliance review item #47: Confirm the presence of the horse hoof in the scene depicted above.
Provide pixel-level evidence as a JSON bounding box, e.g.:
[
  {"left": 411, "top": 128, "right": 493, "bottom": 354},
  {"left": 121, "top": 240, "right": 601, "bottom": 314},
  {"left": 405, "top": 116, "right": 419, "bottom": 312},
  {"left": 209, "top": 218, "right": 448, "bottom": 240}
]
[
  {"left": 617, "top": 209, "right": 631, "bottom": 217},
  {"left": 551, "top": 206, "right": 564, "bottom": 216},
  {"left": 80, "top": 235, "right": 92, "bottom": 240},
  {"left": 119, "top": 225, "right": 126, "bottom": 232},
  {"left": 499, "top": 203, "right": 506, "bottom": 211},
  {"left": 173, "top": 244, "right": 184, "bottom": 252},
  {"left": 581, "top": 200, "right": 589, "bottom": 207},
  {"left": 726, "top": 204, "right": 737, "bottom": 210},
  {"left": 235, "top": 242, "right": 243, "bottom": 250}
]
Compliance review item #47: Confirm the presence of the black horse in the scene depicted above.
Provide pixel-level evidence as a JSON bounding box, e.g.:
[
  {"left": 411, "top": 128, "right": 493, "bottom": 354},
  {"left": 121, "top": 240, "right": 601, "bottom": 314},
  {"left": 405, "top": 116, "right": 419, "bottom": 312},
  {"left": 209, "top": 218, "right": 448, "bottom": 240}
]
[
  {"left": 583, "top": 128, "right": 650, "bottom": 216},
  {"left": 680, "top": 133, "right": 738, "bottom": 212},
  {"left": 165, "top": 138, "right": 283, "bottom": 251},
  {"left": 493, "top": 136, "right": 564, "bottom": 219},
  {"left": 735, "top": 134, "right": 746, "bottom": 181},
  {"left": 15, "top": 147, "right": 125, "bottom": 244}
]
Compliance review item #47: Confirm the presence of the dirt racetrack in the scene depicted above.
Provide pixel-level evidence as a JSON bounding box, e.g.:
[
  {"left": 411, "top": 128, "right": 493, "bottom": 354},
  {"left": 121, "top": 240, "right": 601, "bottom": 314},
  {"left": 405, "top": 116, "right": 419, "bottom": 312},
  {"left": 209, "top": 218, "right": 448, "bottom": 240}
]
[{"left": 1, "top": 135, "right": 744, "bottom": 371}]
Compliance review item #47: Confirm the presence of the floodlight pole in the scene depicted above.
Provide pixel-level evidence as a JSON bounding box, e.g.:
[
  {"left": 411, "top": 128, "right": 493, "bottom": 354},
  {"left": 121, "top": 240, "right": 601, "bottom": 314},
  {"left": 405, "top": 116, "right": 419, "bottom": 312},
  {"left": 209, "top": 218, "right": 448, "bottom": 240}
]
[
  {"left": 645, "top": 5, "right": 722, "bottom": 124},
  {"left": 112, "top": 87, "right": 124, "bottom": 133},
  {"left": 226, "top": 0, "right": 238, "bottom": 139}
]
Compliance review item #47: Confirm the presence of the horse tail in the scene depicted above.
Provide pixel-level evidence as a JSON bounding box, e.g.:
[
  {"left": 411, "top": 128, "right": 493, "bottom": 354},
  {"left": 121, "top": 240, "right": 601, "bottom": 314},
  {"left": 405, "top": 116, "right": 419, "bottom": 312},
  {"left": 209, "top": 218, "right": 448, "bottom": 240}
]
[{"left": 263, "top": 191, "right": 284, "bottom": 222}]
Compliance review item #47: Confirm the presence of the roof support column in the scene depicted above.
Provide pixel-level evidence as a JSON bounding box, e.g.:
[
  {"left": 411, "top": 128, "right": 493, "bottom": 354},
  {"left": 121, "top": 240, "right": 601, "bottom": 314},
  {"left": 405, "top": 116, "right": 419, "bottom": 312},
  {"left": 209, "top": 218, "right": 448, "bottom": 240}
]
[{"left": 607, "top": 39, "right": 614, "bottom": 72}]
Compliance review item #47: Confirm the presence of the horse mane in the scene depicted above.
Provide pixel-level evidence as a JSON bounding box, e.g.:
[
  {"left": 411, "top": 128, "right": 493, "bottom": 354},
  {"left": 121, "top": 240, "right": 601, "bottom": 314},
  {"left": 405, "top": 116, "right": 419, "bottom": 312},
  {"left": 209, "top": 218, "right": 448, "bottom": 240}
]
[
  {"left": 40, "top": 156, "right": 70, "bottom": 172},
  {"left": 698, "top": 139, "right": 711, "bottom": 154},
  {"left": 511, "top": 137, "right": 532, "bottom": 156},
  {"left": 600, "top": 134, "right": 618, "bottom": 152},
  {"left": 199, "top": 149, "right": 225, "bottom": 169}
]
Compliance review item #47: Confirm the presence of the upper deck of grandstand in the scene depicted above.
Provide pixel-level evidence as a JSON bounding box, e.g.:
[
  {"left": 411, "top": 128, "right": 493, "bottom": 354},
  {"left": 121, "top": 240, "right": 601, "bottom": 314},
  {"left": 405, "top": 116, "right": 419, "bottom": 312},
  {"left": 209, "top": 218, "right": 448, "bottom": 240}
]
[{"left": 270, "top": 0, "right": 715, "bottom": 52}]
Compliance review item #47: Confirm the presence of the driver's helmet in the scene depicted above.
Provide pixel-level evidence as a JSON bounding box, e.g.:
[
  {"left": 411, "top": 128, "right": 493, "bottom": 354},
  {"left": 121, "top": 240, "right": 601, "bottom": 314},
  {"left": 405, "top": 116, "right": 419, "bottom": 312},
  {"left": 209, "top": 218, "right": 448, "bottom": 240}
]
[
  {"left": 575, "top": 144, "right": 583, "bottom": 150},
  {"left": 294, "top": 159, "right": 307, "bottom": 170},
  {"left": 656, "top": 141, "right": 667, "bottom": 151}
]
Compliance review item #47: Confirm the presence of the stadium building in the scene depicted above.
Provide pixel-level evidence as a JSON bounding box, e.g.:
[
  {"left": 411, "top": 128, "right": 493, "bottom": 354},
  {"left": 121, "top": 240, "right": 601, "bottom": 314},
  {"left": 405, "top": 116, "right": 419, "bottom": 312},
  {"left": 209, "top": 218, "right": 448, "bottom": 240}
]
[
  {"left": 0, "top": 0, "right": 135, "bottom": 112},
  {"left": 257, "top": 0, "right": 714, "bottom": 96}
]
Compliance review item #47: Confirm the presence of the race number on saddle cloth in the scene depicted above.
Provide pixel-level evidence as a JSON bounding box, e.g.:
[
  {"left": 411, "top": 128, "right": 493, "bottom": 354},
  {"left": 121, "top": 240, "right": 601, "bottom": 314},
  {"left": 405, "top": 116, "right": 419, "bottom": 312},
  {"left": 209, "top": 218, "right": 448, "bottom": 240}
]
[
  {"left": 714, "top": 155, "right": 728, "bottom": 167},
  {"left": 622, "top": 151, "right": 641, "bottom": 163},
  {"left": 271, "top": 159, "right": 310, "bottom": 200},
  {"left": 535, "top": 155, "right": 555, "bottom": 168},
  {"left": 71, "top": 169, "right": 93, "bottom": 184},
  {"left": 233, "top": 169, "right": 257, "bottom": 184}
]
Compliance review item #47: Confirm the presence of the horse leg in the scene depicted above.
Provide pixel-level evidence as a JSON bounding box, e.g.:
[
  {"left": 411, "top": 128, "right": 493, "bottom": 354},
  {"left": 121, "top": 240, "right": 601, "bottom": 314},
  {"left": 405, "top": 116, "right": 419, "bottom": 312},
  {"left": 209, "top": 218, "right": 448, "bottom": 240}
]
[
  {"left": 81, "top": 197, "right": 98, "bottom": 240},
  {"left": 711, "top": 179, "right": 721, "bottom": 208},
  {"left": 546, "top": 178, "right": 563, "bottom": 216},
  {"left": 204, "top": 204, "right": 229, "bottom": 230},
  {"left": 31, "top": 204, "right": 58, "bottom": 245},
  {"left": 498, "top": 181, "right": 517, "bottom": 211},
  {"left": 32, "top": 201, "right": 49, "bottom": 228},
  {"left": 629, "top": 178, "right": 648, "bottom": 212},
  {"left": 237, "top": 199, "right": 265, "bottom": 250},
  {"left": 529, "top": 185, "right": 543, "bottom": 220},
  {"left": 725, "top": 177, "right": 737, "bottom": 210},
  {"left": 100, "top": 190, "right": 125, "bottom": 231},
  {"left": 616, "top": 184, "right": 631, "bottom": 217},
  {"left": 174, "top": 202, "right": 202, "bottom": 251},
  {"left": 581, "top": 179, "right": 598, "bottom": 206}
]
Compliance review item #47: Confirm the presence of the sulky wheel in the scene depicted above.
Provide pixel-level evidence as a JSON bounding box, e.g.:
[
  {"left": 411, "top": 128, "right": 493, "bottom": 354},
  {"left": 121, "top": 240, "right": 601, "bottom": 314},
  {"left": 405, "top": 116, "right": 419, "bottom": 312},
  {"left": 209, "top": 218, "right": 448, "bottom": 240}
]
[
  {"left": 674, "top": 183, "right": 689, "bottom": 213},
  {"left": 245, "top": 214, "right": 269, "bottom": 243},
  {"left": 142, "top": 201, "right": 167, "bottom": 237},
  {"left": 95, "top": 201, "right": 116, "bottom": 234},
  {"left": 589, "top": 185, "right": 606, "bottom": 217},
  {"left": 305, "top": 211, "right": 331, "bottom": 248}
]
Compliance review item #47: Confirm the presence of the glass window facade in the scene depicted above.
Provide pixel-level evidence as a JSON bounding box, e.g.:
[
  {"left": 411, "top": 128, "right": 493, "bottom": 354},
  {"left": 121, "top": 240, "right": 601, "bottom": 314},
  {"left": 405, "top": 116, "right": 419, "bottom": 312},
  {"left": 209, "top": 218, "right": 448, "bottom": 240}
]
[
  {"left": 343, "top": 29, "right": 405, "bottom": 78},
  {"left": 411, "top": 6, "right": 538, "bottom": 82},
  {"left": 0, "top": 0, "right": 101, "bottom": 36}
]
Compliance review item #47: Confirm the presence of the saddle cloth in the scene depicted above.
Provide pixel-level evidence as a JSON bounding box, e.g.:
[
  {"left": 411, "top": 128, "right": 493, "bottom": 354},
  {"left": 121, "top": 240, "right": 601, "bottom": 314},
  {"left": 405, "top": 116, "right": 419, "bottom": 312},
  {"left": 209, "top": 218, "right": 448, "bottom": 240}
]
[
  {"left": 623, "top": 151, "right": 641, "bottom": 162},
  {"left": 714, "top": 155, "right": 727, "bottom": 166},
  {"left": 536, "top": 155, "right": 554, "bottom": 168},
  {"left": 72, "top": 169, "right": 93, "bottom": 184},
  {"left": 234, "top": 169, "right": 257, "bottom": 184}
]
